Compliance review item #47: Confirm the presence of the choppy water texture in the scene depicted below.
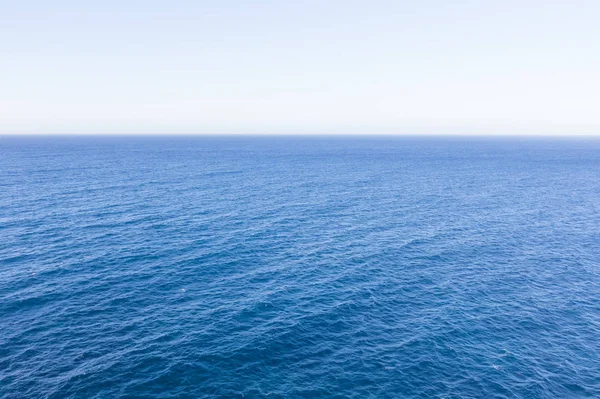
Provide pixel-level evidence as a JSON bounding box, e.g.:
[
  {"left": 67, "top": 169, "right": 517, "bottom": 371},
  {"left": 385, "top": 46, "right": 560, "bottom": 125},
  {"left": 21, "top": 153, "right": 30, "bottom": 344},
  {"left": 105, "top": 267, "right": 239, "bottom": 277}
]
[{"left": 1, "top": 137, "right": 600, "bottom": 398}]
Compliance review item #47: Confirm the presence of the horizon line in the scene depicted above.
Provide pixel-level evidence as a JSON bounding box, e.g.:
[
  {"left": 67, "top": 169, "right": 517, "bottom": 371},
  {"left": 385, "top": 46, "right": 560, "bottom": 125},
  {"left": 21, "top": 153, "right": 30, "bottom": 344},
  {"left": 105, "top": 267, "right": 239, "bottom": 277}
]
[{"left": 2, "top": 133, "right": 600, "bottom": 139}]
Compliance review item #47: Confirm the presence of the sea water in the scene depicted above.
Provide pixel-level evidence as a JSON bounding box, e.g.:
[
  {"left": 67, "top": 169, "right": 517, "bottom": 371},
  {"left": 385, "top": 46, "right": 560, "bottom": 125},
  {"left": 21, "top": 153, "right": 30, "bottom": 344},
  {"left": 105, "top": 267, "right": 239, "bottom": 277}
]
[{"left": 1, "top": 136, "right": 599, "bottom": 398}]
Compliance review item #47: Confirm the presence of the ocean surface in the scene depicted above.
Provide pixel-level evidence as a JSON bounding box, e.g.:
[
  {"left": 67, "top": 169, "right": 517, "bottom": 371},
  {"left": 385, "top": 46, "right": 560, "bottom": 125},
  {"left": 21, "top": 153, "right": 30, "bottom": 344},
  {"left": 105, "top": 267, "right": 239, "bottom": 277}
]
[{"left": 1, "top": 136, "right": 599, "bottom": 399}]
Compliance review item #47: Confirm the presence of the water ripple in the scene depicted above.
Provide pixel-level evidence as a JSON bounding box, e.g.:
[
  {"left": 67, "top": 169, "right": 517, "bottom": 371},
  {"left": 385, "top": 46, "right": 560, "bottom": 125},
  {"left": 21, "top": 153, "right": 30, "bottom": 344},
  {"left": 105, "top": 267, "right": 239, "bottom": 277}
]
[{"left": 1, "top": 137, "right": 600, "bottom": 398}]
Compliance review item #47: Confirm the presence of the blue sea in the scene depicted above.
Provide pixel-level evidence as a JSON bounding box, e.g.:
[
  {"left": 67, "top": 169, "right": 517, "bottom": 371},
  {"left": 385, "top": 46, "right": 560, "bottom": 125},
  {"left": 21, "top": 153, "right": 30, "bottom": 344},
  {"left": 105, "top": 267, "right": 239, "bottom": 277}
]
[{"left": 1, "top": 136, "right": 599, "bottom": 398}]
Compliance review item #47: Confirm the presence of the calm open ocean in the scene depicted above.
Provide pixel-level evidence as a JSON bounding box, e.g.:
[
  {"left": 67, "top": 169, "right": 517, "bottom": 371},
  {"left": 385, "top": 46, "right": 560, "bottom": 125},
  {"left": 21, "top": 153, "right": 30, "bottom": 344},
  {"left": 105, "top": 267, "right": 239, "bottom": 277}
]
[{"left": 1, "top": 136, "right": 599, "bottom": 398}]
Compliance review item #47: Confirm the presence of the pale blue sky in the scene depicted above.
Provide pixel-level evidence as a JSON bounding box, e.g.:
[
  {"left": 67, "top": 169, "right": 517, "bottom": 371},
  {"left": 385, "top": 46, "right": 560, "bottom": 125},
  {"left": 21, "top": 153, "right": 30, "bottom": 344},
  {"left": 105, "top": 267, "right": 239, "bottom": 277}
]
[{"left": 2, "top": 1, "right": 599, "bottom": 135}]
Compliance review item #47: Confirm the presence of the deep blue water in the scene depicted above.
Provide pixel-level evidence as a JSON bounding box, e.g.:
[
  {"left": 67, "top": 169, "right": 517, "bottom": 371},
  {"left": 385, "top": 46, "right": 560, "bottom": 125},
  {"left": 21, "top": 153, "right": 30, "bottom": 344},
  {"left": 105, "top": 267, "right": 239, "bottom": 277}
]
[{"left": 1, "top": 136, "right": 600, "bottom": 398}]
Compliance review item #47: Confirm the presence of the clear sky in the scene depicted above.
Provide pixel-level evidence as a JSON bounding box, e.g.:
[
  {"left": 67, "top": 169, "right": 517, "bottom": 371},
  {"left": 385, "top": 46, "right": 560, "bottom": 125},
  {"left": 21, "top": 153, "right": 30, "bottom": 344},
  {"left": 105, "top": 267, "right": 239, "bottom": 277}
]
[{"left": 2, "top": 1, "right": 599, "bottom": 135}]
